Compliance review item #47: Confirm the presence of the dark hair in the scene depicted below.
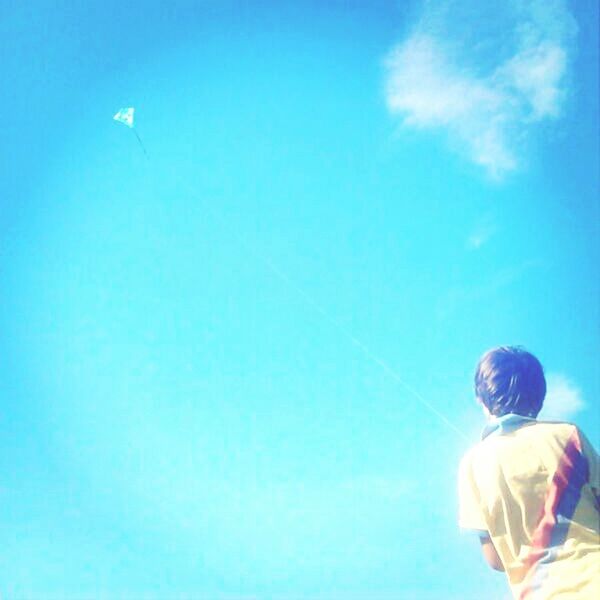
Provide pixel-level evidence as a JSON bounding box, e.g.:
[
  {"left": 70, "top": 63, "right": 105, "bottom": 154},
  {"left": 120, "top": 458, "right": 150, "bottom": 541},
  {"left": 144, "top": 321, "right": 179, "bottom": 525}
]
[{"left": 474, "top": 346, "right": 546, "bottom": 418}]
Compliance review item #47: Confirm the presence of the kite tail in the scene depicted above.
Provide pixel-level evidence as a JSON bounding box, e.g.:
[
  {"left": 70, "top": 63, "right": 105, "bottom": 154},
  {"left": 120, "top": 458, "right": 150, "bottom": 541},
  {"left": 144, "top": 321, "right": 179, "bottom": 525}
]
[{"left": 133, "top": 129, "right": 149, "bottom": 159}]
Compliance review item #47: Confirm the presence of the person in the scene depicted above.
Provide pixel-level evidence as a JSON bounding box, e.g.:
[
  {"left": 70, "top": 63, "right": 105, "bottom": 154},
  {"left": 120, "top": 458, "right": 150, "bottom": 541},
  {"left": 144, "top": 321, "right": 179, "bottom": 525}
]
[{"left": 458, "top": 346, "right": 600, "bottom": 599}]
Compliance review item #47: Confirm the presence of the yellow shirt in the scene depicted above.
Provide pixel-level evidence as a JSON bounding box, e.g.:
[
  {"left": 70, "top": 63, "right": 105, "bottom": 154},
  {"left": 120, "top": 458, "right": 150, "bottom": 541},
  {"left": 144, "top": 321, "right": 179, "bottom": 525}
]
[{"left": 458, "top": 415, "right": 600, "bottom": 599}]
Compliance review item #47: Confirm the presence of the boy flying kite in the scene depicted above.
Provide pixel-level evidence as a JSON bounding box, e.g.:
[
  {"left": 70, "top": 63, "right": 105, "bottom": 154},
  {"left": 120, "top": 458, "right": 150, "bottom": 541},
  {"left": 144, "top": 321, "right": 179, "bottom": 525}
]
[{"left": 458, "top": 346, "right": 599, "bottom": 598}]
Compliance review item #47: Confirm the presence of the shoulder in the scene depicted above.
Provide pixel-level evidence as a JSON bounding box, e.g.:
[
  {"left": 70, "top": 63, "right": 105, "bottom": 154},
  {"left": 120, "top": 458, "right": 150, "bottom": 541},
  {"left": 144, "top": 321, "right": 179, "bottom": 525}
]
[
  {"left": 487, "top": 418, "right": 578, "bottom": 442},
  {"left": 459, "top": 443, "right": 481, "bottom": 470},
  {"left": 531, "top": 419, "right": 578, "bottom": 433},
  {"left": 525, "top": 420, "right": 581, "bottom": 445}
]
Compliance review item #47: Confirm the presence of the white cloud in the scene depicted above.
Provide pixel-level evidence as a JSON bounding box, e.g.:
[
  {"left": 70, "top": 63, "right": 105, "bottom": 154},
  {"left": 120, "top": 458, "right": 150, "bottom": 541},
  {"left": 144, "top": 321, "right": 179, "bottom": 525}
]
[
  {"left": 539, "top": 373, "right": 585, "bottom": 421},
  {"left": 497, "top": 42, "right": 567, "bottom": 119},
  {"left": 384, "top": 0, "right": 577, "bottom": 177},
  {"left": 466, "top": 215, "right": 497, "bottom": 250},
  {"left": 436, "top": 259, "right": 540, "bottom": 319}
]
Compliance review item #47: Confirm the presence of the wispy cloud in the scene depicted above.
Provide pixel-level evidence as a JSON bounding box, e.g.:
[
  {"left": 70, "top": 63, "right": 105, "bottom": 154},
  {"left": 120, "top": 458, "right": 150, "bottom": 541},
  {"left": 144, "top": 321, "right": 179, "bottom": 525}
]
[
  {"left": 436, "top": 259, "right": 540, "bottom": 319},
  {"left": 540, "top": 372, "right": 585, "bottom": 421},
  {"left": 466, "top": 215, "right": 497, "bottom": 250},
  {"left": 384, "top": 0, "right": 577, "bottom": 177}
]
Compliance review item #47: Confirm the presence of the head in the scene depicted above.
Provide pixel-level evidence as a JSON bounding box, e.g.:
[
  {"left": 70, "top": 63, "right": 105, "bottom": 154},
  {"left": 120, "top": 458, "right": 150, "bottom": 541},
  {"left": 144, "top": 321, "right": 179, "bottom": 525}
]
[{"left": 474, "top": 346, "right": 546, "bottom": 418}]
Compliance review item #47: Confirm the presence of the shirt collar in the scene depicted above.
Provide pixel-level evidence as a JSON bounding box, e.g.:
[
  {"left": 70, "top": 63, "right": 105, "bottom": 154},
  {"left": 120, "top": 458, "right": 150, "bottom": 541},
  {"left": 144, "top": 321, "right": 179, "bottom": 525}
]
[{"left": 481, "top": 413, "right": 537, "bottom": 440}]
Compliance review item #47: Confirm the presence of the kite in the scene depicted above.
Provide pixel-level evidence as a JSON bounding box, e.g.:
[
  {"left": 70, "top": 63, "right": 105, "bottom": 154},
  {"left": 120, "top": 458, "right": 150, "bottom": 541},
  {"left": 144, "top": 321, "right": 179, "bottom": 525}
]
[
  {"left": 113, "top": 107, "right": 134, "bottom": 128},
  {"left": 113, "top": 107, "right": 148, "bottom": 158}
]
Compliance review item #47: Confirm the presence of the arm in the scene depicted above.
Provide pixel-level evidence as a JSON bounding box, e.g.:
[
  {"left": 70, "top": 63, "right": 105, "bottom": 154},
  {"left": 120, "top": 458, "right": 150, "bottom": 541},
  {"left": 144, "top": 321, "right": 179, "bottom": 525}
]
[
  {"left": 458, "top": 451, "right": 505, "bottom": 571},
  {"left": 480, "top": 534, "right": 504, "bottom": 572},
  {"left": 576, "top": 429, "right": 600, "bottom": 510}
]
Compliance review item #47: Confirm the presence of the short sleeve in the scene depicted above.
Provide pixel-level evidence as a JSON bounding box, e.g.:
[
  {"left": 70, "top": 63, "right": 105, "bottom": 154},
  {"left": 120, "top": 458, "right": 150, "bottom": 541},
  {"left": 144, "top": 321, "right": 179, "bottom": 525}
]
[{"left": 458, "top": 451, "right": 488, "bottom": 534}]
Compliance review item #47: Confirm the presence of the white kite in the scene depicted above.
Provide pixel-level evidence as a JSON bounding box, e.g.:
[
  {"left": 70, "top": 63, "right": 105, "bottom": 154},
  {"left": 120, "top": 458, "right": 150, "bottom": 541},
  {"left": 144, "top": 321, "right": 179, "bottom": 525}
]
[
  {"left": 113, "top": 107, "right": 135, "bottom": 128},
  {"left": 113, "top": 106, "right": 148, "bottom": 157}
]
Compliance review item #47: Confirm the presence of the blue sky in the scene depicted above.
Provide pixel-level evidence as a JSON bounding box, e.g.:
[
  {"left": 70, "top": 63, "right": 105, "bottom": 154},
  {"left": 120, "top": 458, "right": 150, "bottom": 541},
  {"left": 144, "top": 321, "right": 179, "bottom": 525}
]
[{"left": 1, "top": 1, "right": 598, "bottom": 598}]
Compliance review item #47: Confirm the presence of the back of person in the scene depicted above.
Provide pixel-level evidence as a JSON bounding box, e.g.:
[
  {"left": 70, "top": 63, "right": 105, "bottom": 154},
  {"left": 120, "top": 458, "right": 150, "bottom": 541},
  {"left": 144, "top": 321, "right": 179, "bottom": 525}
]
[{"left": 461, "top": 418, "right": 600, "bottom": 598}]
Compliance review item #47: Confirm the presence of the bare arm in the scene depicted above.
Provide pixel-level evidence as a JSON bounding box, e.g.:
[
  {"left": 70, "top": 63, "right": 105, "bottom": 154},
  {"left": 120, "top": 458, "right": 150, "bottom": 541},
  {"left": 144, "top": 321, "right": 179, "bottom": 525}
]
[{"left": 480, "top": 534, "right": 504, "bottom": 572}]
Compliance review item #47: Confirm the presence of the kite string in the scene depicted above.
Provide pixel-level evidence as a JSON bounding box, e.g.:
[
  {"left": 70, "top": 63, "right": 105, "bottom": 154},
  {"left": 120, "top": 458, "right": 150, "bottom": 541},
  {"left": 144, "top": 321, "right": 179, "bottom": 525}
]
[
  {"left": 144, "top": 156, "right": 469, "bottom": 443},
  {"left": 259, "top": 256, "right": 469, "bottom": 442},
  {"left": 175, "top": 177, "right": 469, "bottom": 442}
]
